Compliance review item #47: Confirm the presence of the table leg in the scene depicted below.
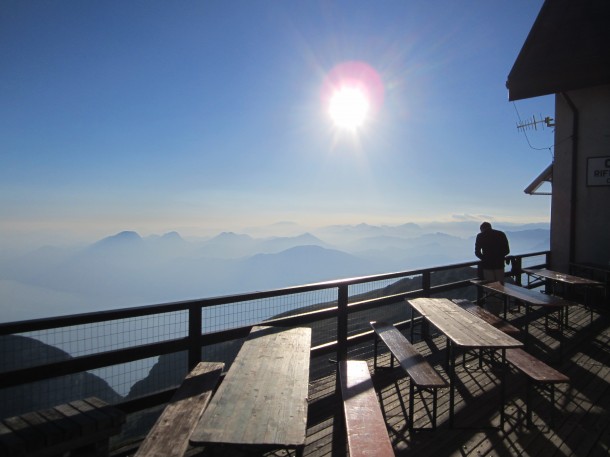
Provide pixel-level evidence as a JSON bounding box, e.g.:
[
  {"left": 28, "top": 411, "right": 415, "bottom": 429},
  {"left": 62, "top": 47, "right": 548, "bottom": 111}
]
[
  {"left": 500, "top": 348, "right": 506, "bottom": 430},
  {"left": 410, "top": 306, "right": 415, "bottom": 342},
  {"left": 448, "top": 341, "right": 455, "bottom": 428},
  {"left": 409, "top": 382, "right": 415, "bottom": 432},
  {"left": 559, "top": 307, "right": 564, "bottom": 363},
  {"left": 524, "top": 304, "right": 531, "bottom": 348},
  {"left": 373, "top": 333, "right": 378, "bottom": 370},
  {"left": 585, "top": 286, "right": 593, "bottom": 323}
]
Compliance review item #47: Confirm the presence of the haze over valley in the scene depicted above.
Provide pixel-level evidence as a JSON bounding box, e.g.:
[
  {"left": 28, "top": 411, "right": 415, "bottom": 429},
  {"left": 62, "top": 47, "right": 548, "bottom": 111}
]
[{"left": 0, "top": 220, "right": 549, "bottom": 323}]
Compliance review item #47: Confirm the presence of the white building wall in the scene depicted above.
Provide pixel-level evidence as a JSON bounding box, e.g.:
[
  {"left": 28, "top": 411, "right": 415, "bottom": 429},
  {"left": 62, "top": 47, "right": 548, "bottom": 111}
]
[{"left": 551, "top": 84, "right": 610, "bottom": 271}]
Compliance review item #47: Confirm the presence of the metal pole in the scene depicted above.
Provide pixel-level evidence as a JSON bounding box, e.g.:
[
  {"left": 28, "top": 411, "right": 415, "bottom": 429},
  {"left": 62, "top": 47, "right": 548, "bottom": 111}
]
[
  {"left": 188, "top": 304, "right": 202, "bottom": 370},
  {"left": 337, "top": 285, "right": 349, "bottom": 362}
]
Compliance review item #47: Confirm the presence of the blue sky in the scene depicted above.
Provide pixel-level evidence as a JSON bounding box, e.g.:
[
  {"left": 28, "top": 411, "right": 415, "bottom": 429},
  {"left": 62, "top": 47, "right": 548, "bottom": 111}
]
[{"left": 1, "top": 1, "right": 554, "bottom": 246}]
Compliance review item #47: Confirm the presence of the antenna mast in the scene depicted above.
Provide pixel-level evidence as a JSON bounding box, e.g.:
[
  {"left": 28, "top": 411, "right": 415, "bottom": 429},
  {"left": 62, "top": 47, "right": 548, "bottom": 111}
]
[{"left": 516, "top": 115, "right": 555, "bottom": 132}]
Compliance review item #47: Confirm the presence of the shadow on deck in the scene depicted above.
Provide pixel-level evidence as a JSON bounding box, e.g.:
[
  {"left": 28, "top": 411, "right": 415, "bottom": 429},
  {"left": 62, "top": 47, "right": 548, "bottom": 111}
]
[{"left": 302, "top": 304, "right": 610, "bottom": 457}]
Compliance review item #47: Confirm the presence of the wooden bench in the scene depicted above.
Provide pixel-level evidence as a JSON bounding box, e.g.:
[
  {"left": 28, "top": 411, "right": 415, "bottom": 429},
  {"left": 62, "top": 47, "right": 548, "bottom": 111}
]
[
  {"left": 370, "top": 321, "right": 446, "bottom": 431},
  {"left": 0, "top": 396, "right": 125, "bottom": 457},
  {"left": 452, "top": 299, "right": 520, "bottom": 335},
  {"left": 134, "top": 361, "right": 224, "bottom": 457},
  {"left": 452, "top": 298, "right": 522, "bottom": 367},
  {"left": 338, "top": 360, "right": 394, "bottom": 457},
  {"left": 505, "top": 348, "right": 569, "bottom": 428},
  {"left": 452, "top": 299, "right": 569, "bottom": 427}
]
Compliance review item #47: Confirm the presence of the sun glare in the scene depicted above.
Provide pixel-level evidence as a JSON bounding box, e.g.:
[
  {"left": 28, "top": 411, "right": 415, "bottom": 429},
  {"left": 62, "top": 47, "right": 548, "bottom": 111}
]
[
  {"left": 321, "top": 61, "right": 384, "bottom": 133},
  {"left": 328, "top": 86, "right": 370, "bottom": 130}
]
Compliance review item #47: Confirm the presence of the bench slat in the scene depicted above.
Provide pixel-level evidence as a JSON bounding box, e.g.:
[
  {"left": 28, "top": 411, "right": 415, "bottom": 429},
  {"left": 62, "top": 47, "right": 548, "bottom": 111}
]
[
  {"left": 54, "top": 403, "right": 98, "bottom": 436},
  {"left": 452, "top": 299, "right": 521, "bottom": 335},
  {"left": 135, "top": 361, "right": 224, "bottom": 457},
  {"left": 505, "top": 348, "right": 569, "bottom": 383},
  {"left": 70, "top": 399, "right": 114, "bottom": 431},
  {"left": 2, "top": 415, "right": 47, "bottom": 454},
  {"left": 0, "top": 418, "right": 30, "bottom": 456},
  {"left": 84, "top": 397, "right": 127, "bottom": 428},
  {"left": 371, "top": 321, "right": 446, "bottom": 388},
  {"left": 36, "top": 407, "right": 82, "bottom": 441},
  {"left": 18, "top": 411, "right": 66, "bottom": 447},
  {"left": 0, "top": 396, "right": 125, "bottom": 457},
  {"left": 339, "top": 361, "right": 394, "bottom": 457}
]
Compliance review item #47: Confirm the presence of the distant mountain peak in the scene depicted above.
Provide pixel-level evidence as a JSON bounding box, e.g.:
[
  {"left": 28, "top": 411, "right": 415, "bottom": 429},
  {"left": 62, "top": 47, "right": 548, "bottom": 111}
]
[
  {"left": 93, "top": 231, "right": 143, "bottom": 248},
  {"left": 160, "top": 231, "right": 183, "bottom": 241},
  {"left": 213, "top": 232, "right": 253, "bottom": 241}
]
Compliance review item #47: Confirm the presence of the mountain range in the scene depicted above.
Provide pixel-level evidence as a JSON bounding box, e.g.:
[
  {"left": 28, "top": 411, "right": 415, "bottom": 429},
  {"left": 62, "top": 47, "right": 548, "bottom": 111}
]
[{"left": 0, "top": 222, "right": 549, "bottom": 323}]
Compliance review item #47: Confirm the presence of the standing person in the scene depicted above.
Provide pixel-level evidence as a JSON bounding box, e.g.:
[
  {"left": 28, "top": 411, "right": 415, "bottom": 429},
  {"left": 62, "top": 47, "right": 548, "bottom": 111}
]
[{"left": 475, "top": 222, "right": 510, "bottom": 284}]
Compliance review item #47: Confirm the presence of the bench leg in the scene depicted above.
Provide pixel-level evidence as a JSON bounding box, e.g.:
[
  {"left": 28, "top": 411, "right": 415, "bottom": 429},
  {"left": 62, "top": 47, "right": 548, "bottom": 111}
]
[
  {"left": 524, "top": 304, "right": 531, "bottom": 349},
  {"left": 409, "top": 382, "right": 415, "bottom": 433},
  {"left": 559, "top": 310, "right": 564, "bottom": 363},
  {"left": 373, "top": 334, "right": 379, "bottom": 370},
  {"left": 432, "top": 389, "right": 438, "bottom": 430},
  {"left": 500, "top": 349, "right": 506, "bottom": 430},
  {"left": 448, "top": 342, "right": 456, "bottom": 428},
  {"left": 550, "top": 384, "right": 556, "bottom": 428},
  {"left": 410, "top": 306, "right": 415, "bottom": 342},
  {"left": 526, "top": 378, "right": 533, "bottom": 428}
]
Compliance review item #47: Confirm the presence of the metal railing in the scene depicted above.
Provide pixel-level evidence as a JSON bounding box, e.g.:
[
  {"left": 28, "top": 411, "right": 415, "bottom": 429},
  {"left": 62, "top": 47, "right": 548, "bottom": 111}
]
[{"left": 0, "top": 251, "right": 549, "bottom": 423}]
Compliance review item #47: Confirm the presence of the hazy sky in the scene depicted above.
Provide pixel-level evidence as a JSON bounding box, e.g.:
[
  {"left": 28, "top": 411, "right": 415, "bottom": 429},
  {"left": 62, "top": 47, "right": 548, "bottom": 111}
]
[{"left": 1, "top": 1, "right": 555, "bottom": 246}]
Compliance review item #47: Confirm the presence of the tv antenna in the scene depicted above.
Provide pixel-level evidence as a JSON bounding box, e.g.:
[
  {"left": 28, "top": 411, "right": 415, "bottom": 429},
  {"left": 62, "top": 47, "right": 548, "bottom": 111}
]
[{"left": 516, "top": 115, "right": 555, "bottom": 132}]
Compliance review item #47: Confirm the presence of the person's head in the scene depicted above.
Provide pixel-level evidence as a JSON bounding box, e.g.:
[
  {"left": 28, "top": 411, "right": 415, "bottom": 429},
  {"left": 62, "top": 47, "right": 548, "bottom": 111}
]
[{"left": 480, "top": 222, "right": 492, "bottom": 233}]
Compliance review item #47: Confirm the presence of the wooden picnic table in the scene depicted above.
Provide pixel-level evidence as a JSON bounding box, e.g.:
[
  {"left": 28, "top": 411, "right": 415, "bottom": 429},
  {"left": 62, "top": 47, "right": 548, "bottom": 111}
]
[
  {"left": 408, "top": 297, "right": 522, "bottom": 428},
  {"left": 472, "top": 280, "right": 579, "bottom": 360},
  {"left": 571, "top": 261, "right": 610, "bottom": 280},
  {"left": 523, "top": 268, "right": 604, "bottom": 307},
  {"left": 570, "top": 262, "right": 610, "bottom": 305},
  {"left": 190, "top": 325, "right": 311, "bottom": 456},
  {"left": 523, "top": 268, "right": 604, "bottom": 287}
]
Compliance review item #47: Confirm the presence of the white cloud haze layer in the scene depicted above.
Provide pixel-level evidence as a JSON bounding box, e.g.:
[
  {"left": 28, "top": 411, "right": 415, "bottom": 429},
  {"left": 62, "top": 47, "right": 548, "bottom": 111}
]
[{"left": 0, "top": 221, "right": 549, "bottom": 323}]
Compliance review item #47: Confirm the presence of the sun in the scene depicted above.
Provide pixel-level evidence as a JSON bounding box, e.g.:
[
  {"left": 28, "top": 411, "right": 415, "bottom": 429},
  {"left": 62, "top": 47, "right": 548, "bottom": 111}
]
[
  {"left": 328, "top": 86, "right": 370, "bottom": 130},
  {"left": 321, "top": 61, "right": 384, "bottom": 133}
]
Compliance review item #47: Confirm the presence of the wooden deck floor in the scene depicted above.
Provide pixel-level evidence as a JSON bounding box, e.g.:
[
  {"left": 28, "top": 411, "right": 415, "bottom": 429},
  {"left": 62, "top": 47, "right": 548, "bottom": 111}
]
[
  {"left": 302, "top": 304, "right": 610, "bottom": 457},
  {"left": 174, "top": 302, "right": 610, "bottom": 457}
]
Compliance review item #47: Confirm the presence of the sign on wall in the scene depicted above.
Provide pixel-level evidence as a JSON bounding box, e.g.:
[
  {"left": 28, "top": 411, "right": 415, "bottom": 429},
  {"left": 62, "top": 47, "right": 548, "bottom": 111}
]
[{"left": 587, "top": 156, "right": 610, "bottom": 186}]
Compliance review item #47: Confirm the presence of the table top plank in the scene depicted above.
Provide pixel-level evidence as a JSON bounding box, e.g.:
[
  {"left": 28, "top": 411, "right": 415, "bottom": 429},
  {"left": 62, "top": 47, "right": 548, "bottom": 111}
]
[
  {"left": 190, "top": 326, "right": 311, "bottom": 448},
  {"left": 408, "top": 298, "right": 522, "bottom": 349},
  {"left": 523, "top": 268, "right": 603, "bottom": 286},
  {"left": 474, "top": 280, "right": 580, "bottom": 307}
]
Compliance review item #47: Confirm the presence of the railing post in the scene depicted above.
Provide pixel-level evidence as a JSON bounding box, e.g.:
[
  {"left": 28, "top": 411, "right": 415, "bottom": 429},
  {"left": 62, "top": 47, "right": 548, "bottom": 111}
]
[
  {"left": 422, "top": 271, "right": 431, "bottom": 297},
  {"left": 188, "top": 304, "right": 202, "bottom": 370},
  {"left": 513, "top": 256, "right": 523, "bottom": 286},
  {"left": 337, "top": 284, "right": 349, "bottom": 362}
]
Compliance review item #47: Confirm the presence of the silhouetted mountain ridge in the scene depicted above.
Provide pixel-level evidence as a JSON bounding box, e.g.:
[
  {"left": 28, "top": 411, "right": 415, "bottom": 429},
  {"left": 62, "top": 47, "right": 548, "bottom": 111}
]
[{"left": 0, "top": 335, "right": 121, "bottom": 418}]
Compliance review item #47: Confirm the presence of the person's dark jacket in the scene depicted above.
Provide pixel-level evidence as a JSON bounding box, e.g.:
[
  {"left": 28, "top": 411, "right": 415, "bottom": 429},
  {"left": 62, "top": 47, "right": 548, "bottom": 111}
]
[{"left": 475, "top": 229, "right": 510, "bottom": 269}]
